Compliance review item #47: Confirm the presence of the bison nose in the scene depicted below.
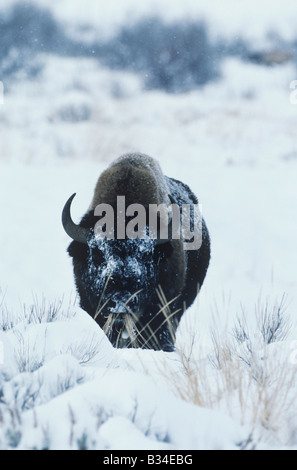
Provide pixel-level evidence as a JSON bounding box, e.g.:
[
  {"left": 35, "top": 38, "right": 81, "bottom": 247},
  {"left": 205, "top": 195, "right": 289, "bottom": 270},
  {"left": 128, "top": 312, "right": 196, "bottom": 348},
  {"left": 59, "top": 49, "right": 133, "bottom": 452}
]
[
  {"left": 108, "top": 298, "right": 129, "bottom": 314},
  {"left": 108, "top": 291, "right": 139, "bottom": 315}
]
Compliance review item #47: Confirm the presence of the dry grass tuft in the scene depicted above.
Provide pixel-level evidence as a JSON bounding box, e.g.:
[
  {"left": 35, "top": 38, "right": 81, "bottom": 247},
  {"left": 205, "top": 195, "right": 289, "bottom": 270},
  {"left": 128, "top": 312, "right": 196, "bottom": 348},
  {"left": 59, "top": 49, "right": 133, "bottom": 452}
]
[{"left": 166, "top": 295, "right": 297, "bottom": 447}]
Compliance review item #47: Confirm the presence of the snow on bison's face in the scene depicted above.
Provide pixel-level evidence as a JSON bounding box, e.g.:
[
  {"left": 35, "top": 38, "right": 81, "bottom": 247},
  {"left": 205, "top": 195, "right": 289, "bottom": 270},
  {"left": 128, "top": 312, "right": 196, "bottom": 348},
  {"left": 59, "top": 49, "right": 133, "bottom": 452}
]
[{"left": 82, "top": 234, "right": 172, "bottom": 348}]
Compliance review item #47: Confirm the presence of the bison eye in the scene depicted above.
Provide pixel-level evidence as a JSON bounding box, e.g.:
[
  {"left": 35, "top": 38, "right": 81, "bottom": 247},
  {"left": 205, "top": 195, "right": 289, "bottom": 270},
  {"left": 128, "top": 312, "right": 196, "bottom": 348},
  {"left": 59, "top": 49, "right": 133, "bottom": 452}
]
[
  {"left": 67, "top": 241, "right": 89, "bottom": 260},
  {"left": 91, "top": 249, "right": 105, "bottom": 265},
  {"left": 154, "top": 242, "right": 173, "bottom": 263}
]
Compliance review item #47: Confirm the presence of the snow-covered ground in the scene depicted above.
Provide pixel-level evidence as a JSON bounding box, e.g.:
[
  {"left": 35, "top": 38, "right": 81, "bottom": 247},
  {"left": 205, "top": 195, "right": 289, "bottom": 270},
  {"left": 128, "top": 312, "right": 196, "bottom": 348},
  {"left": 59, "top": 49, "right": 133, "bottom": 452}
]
[{"left": 0, "top": 0, "right": 297, "bottom": 450}]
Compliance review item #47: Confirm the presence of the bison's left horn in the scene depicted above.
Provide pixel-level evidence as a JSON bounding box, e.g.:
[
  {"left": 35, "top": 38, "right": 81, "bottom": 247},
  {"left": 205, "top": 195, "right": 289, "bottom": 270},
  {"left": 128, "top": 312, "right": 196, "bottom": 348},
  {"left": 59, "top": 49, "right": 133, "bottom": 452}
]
[{"left": 62, "top": 193, "right": 89, "bottom": 244}]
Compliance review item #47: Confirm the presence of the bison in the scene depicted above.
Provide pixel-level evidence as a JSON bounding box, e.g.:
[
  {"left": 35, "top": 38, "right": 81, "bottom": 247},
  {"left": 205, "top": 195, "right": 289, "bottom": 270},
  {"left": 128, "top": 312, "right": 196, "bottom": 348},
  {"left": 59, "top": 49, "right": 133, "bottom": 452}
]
[{"left": 62, "top": 153, "right": 210, "bottom": 351}]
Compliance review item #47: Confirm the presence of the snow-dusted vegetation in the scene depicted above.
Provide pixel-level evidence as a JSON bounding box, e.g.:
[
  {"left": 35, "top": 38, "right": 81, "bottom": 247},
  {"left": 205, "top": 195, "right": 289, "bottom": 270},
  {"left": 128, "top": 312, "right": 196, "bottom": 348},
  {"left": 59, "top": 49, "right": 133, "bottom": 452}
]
[
  {"left": 0, "top": 0, "right": 297, "bottom": 450},
  {"left": 1, "top": 296, "right": 297, "bottom": 449}
]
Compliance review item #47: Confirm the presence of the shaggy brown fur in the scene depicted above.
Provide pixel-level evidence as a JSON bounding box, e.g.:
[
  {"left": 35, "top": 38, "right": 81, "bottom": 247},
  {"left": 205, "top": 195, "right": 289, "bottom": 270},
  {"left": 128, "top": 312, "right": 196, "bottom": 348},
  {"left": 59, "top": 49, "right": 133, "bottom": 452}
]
[{"left": 90, "top": 153, "right": 171, "bottom": 208}]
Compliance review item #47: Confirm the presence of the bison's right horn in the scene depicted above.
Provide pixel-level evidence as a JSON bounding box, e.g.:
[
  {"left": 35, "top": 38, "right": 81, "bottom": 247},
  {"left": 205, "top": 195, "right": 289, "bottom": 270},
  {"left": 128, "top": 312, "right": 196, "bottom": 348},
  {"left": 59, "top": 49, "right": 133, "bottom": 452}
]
[{"left": 62, "top": 193, "right": 89, "bottom": 244}]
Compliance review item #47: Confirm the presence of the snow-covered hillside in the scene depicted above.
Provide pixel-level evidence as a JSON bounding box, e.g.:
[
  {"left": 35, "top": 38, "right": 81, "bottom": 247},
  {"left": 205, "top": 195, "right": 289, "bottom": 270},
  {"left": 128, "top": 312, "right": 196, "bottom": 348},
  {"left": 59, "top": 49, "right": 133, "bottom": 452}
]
[{"left": 0, "top": 0, "right": 297, "bottom": 450}]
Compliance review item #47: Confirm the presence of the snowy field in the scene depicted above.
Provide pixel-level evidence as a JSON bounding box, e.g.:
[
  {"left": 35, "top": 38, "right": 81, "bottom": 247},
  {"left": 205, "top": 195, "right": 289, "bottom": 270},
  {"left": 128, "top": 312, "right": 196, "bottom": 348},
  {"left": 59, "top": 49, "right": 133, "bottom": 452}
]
[{"left": 0, "top": 0, "right": 297, "bottom": 450}]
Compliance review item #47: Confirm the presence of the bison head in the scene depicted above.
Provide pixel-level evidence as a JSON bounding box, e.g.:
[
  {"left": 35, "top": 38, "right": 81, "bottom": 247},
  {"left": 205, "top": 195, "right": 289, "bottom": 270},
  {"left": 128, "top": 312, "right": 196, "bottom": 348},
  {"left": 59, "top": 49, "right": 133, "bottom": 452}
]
[{"left": 62, "top": 191, "right": 179, "bottom": 349}]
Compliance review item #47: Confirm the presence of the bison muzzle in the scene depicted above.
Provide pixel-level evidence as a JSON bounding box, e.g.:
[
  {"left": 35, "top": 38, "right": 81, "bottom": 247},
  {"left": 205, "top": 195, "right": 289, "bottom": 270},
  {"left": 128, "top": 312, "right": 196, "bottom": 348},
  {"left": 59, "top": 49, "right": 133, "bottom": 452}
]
[{"left": 62, "top": 153, "right": 210, "bottom": 351}]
